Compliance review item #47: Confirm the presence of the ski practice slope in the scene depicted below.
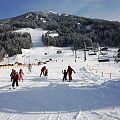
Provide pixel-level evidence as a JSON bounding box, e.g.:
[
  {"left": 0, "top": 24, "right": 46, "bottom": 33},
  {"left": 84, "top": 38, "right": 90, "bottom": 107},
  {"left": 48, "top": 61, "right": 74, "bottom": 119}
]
[{"left": 0, "top": 28, "right": 120, "bottom": 120}]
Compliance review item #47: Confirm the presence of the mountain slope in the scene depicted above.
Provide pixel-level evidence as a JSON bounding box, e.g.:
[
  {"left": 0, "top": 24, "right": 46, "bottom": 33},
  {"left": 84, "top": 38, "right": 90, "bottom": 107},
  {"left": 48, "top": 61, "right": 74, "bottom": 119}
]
[{"left": 0, "top": 11, "right": 120, "bottom": 61}]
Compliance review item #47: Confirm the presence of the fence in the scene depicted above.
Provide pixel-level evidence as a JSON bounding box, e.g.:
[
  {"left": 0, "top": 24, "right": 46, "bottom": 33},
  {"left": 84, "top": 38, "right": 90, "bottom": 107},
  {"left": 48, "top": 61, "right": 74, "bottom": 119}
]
[{"left": 86, "top": 63, "right": 120, "bottom": 80}]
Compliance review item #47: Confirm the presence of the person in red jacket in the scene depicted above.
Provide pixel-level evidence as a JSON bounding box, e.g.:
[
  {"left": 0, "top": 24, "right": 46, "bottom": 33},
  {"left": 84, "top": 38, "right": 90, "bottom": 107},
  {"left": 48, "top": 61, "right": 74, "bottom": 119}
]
[
  {"left": 40, "top": 66, "right": 46, "bottom": 77},
  {"left": 12, "top": 70, "right": 19, "bottom": 89},
  {"left": 67, "top": 66, "right": 76, "bottom": 82}
]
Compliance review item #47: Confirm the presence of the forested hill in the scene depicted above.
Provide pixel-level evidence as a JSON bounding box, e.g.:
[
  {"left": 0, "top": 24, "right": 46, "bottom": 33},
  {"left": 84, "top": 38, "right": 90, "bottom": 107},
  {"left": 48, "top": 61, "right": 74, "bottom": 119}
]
[{"left": 0, "top": 11, "right": 120, "bottom": 61}]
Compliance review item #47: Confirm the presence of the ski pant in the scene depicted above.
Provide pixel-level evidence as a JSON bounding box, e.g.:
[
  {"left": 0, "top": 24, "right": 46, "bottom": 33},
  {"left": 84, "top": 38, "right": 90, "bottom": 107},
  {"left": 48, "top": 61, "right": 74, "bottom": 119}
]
[
  {"left": 12, "top": 79, "right": 18, "bottom": 88},
  {"left": 68, "top": 73, "right": 72, "bottom": 81},
  {"left": 40, "top": 71, "right": 44, "bottom": 77},
  {"left": 11, "top": 77, "right": 14, "bottom": 82},
  {"left": 19, "top": 75, "right": 24, "bottom": 81},
  {"left": 63, "top": 75, "right": 67, "bottom": 81}
]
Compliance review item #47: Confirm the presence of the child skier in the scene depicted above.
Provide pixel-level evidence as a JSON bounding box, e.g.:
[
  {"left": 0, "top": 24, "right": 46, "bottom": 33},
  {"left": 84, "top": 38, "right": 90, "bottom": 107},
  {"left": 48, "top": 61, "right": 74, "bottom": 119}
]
[
  {"left": 28, "top": 64, "right": 32, "bottom": 73},
  {"left": 19, "top": 69, "right": 24, "bottom": 81},
  {"left": 62, "top": 69, "right": 67, "bottom": 81},
  {"left": 12, "top": 70, "right": 19, "bottom": 89},
  {"left": 40, "top": 66, "right": 46, "bottom": 77},
  {"left": 44, "top": 69, "right": 48, "bottom": 76}
]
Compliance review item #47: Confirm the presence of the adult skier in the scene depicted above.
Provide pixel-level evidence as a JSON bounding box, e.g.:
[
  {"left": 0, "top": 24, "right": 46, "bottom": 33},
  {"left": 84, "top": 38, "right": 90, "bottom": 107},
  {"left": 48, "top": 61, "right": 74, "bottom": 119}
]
[{"left": 67, "top": 66, "right": 76, "bottom": 82}]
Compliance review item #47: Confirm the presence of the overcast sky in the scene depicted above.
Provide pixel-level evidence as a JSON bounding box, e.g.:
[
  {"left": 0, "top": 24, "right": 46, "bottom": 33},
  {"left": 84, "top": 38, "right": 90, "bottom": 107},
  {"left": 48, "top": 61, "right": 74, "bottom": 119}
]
[{"left": 0, "top": 0, "right": 120, "bottom": 21}]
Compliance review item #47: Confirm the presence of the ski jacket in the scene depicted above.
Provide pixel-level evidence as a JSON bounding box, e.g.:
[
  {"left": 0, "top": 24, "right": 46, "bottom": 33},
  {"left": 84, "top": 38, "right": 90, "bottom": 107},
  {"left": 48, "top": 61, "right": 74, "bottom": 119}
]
[
  {"left": 67, "top": 67, "right": 75, "bottom": 75},
  {"left": 41, "top": 66, "right": 46, "bottom": 72},
  {"left": 10, "top": 71, "right": 15, "bottom": 78},
  {"left": 13, "top": 72, "right": 19, "bottom": 80},
  {"left": 62, "top": 70, "right": 67, "bottom": 76}
]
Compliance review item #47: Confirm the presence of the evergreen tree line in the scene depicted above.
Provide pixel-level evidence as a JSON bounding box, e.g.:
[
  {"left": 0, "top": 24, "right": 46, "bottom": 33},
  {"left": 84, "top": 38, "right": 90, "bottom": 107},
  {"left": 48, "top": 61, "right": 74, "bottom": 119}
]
[
  {"left": 41, "top": 13, "right": 120, "bottom": 49},
  {"left": 0, "top": 32, "right": 32, "bottom": 61},
  {"left": 42, "top": 33, "right": 92, "bottom": 49}
]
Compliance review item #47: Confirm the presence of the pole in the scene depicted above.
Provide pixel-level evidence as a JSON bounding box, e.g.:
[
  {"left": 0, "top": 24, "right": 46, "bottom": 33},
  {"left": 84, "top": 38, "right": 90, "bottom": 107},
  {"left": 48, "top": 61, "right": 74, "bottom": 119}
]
[
  {"left": 7, "top": 55, "right": 9, "bottom": 68},
  {"left": 84, "top": 42, "right": 87, "bottom": 61},
  {"left": 75, "top": 50, "right": 77, "bottom": 62},
  {"left": 110, "top": 73, "right": 112, "bottom": 79},
  {"left": 102, "top": 72, "right": 103, "bottom": 77}
]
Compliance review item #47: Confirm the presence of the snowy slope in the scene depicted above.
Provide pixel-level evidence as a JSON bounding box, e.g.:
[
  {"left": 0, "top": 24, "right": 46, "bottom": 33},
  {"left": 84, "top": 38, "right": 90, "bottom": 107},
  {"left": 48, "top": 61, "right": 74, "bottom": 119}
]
[
  {"left": 0, "top": 28, "right": 120, "bottom": 120},
  {"left": 15, "top": 28, "right": 48, "bottom": 47}
]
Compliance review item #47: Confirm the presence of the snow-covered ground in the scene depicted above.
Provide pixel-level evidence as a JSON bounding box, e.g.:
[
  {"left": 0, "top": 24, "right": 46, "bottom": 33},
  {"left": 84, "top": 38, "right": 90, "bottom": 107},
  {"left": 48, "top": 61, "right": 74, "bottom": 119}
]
[{"left": 0, "top": 28, "right": 120, "bottom": 120}]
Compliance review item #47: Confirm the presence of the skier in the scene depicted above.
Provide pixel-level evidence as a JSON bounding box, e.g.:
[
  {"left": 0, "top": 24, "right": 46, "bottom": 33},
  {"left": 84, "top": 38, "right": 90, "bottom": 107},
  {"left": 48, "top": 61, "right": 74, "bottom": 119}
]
[
  {"left": 67, "top": 66, "right": 76, "bottom": 82},
  {"left": 28, "top": 64, "right": 32, "bottom": 73},
  {"left": 12, "top": 70, "right": 19, "bottom": 89},
  {"left": 19, "top": 69, "right": 24, "bottom": 81},
  {"left": 62, "top": 69, "right": 67, "bottom": 82},
  {"left": 40, "top": 66, "right": 46, "bottom": 77},
  {"left": 44, "top": 69, "right": 48, "bottom": 76},
  {"left": 10, "top": 69, "right": 15, "bottom": 81}
]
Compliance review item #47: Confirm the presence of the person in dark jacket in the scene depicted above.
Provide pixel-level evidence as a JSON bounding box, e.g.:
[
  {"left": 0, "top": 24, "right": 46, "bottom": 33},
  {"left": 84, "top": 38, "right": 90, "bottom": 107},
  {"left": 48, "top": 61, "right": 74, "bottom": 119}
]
[
  {"left": 12, "top": 70, "right": 19, "bottom": 89},
  {"left": 62, "top": 69, "right": 67, "bottom": 81},
  {"left": 67, "top": 66, "right": 76, "bottom": 82},
  {"left": 10, "top": 69, "right": 15, "bottom": 82}
]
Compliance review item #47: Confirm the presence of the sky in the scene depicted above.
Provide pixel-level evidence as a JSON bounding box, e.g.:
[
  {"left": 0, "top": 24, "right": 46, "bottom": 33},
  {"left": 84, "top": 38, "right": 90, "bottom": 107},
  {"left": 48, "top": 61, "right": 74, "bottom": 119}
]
[{"left": 0, "top": 0, "right": 120, "bottom": 21}]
